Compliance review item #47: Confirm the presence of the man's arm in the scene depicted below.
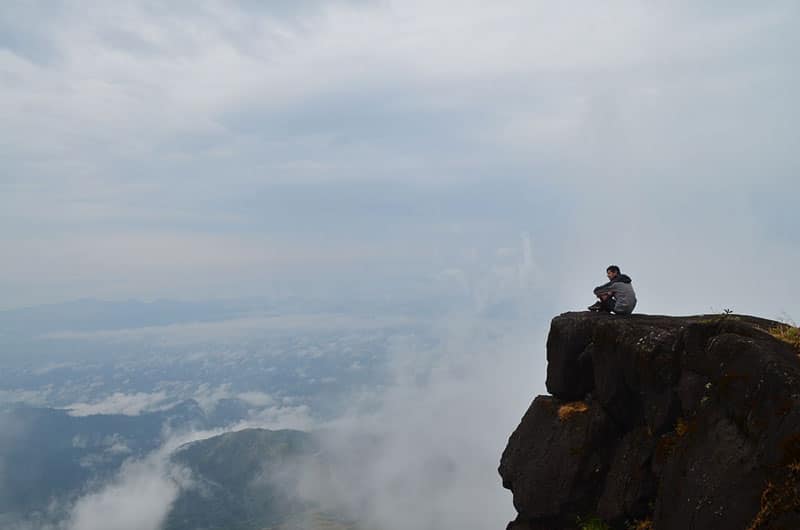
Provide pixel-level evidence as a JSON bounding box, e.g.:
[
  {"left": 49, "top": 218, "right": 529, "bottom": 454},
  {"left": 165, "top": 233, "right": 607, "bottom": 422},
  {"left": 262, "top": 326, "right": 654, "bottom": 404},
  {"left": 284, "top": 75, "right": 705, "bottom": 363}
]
[{"left": 593, "top": 280, "right": 613, "bottom": 296}]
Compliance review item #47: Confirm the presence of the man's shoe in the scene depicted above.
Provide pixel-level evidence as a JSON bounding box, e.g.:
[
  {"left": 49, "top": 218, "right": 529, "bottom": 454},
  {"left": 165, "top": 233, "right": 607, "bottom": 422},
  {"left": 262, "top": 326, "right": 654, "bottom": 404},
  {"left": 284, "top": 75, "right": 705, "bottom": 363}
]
[{"left": 587, "top": 302, "right": 602, "bottom": 311}]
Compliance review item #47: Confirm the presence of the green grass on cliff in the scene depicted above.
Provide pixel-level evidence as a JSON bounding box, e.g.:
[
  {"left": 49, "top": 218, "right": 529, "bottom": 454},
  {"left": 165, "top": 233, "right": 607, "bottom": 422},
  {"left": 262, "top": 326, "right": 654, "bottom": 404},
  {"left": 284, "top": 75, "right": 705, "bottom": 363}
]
[{"left": 770, "top": 323, "right": 800, "bottom": 351}]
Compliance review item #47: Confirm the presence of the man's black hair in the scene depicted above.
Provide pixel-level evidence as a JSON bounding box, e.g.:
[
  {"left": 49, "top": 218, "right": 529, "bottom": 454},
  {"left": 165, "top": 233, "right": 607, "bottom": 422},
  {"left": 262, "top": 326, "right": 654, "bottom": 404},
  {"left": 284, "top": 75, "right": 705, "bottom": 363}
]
[{"left": 607, "top": 265, "right": 621, "bottom": 274}]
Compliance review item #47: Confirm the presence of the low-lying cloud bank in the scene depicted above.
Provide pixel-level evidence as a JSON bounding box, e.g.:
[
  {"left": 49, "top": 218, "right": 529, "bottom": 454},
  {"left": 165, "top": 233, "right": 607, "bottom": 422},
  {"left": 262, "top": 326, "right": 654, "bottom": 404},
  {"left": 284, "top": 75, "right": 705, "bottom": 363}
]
[
  {"left": 3, "top": 451, "right": 185, "bottom": 530},
  {"left": 66, "top": 454, "right": 187, "bottom": 530},
  {"left": 0, "top": 398, "right": 316, "bottom": 530},
  {"left": 273, "top": 305, "right": 550, "bottom": 530},
  {"left": 9, "top": 305, "right": 541, "bottom": 530},
  {"left": 66, "top": 391, "right": 173, "bottom": 417}
]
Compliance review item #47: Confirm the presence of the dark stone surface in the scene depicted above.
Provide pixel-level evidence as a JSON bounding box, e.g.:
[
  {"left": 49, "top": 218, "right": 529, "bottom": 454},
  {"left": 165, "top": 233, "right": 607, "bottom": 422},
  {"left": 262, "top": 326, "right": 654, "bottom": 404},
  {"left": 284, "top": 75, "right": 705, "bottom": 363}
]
[
  {"left": 506, "top": 519, "right": 555, "bottom": 530},
  {"left": 545, "top": 316, "right": 596, "bottom": 401},
  {"left": 499, "top": 396, "right": 616, "bottom": 524},
  {"left": 595, "top": 427, "right": 657, "bottom": 523},
  {"left": 677, "top": 370, "right": 708, "bottom": 417},
  {"left": 500, "top": 312, "right": 800, "bottom": 530},
  {"left": 653, "top": 409, "right": 762, "bottom": 529}
]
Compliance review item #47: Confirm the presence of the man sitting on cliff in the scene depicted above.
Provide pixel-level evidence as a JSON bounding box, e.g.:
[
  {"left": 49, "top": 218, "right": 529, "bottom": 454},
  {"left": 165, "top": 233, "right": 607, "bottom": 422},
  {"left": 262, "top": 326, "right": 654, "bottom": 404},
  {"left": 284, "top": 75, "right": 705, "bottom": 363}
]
[{"left": 588, "top": 265, "right": 637, "bottom": 314}]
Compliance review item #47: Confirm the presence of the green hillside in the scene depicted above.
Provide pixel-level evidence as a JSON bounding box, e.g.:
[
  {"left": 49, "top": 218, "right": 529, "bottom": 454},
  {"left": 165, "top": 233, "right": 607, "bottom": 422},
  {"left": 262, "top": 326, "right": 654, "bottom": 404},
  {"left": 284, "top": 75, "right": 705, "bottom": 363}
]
[{"left": 166, "top": 428, "right": 321, "bottom": 530}]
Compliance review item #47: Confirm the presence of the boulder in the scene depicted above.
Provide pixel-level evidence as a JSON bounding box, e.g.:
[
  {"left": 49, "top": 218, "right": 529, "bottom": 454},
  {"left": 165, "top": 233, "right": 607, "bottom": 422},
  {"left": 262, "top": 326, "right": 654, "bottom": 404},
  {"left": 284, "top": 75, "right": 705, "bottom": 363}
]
[
  {"left": 500, "top": 396, "right": 616, "bottom": 525},
  {"left": 501, "top": 312, "right": 800, "bottom": 530}
]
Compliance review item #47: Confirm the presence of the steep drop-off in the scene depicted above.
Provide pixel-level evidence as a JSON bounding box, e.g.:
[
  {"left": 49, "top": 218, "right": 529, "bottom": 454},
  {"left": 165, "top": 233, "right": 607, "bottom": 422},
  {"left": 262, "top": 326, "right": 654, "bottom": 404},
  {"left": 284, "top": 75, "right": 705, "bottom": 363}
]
[{"left": 500, "top": 312, "right": 800, "bottom": 530}]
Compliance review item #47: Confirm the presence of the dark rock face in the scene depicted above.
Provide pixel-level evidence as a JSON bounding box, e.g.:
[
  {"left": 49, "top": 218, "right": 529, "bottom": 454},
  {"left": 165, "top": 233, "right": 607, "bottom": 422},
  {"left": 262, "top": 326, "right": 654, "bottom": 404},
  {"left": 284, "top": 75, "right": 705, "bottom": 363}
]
[
  {"left": 500, "top": 312, "right": 800, "bottom": 530},
  {"left": 499, "top": 397, "right": 615, "bottom": 523}
]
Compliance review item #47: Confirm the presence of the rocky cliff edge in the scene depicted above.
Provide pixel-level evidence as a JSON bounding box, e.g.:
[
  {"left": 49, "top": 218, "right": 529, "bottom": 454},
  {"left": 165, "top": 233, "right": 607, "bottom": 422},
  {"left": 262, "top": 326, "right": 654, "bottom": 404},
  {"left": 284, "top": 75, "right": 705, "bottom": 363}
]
[{"left": 499, "top": 312, "right": 800, "bottom": 530}]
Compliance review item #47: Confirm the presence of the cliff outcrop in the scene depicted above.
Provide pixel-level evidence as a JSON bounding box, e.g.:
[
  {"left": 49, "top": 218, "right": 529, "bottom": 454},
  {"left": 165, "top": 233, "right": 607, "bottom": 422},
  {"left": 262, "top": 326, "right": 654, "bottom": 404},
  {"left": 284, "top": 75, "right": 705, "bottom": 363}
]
[{"left": 499, "top": 312, "right": 800, "bottom": 530}]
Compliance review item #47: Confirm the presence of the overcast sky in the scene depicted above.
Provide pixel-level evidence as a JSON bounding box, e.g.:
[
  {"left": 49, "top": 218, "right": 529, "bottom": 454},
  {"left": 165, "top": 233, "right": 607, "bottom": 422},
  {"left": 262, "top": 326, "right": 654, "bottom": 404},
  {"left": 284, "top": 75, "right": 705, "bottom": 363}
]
[{"left": 2, "top": 1, "right": 798, "bottom": 318}]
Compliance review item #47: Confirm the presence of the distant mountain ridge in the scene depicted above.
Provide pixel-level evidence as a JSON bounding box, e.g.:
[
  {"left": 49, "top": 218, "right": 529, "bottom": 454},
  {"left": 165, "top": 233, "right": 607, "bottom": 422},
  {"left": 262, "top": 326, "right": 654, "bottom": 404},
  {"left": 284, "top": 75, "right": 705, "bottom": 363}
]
[
  {"left": 167, "top": 428, "right": 315, "bottom": 530},
  {"left": 166, "top": 428, "right": 364, "bottom": 530}
]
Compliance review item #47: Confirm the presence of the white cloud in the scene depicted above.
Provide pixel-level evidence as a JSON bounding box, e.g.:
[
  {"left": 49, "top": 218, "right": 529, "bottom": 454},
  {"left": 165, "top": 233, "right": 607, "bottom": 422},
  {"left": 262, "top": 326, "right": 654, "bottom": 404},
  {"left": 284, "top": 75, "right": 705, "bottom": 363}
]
[
  {"left": 67, "top": 453, "right": 187, "bottom": 530},
  {"left": 58, "top": 405, "right": 316, "bottom": 530},
  {"left": 191, "top": 383, "right": 235, "bottom": 415},
  {"left": 279, "top": 299, "right": 548, "bottom": 529},
  {"left": 240, "top": 404, "right": 313, "bottom": 432},
  {"left": 236, "top": 391, "right": 274, "bottom": 408},
  {"left": 104, "top": 434, "right": 132, "bottom": 456},
  {"left": 66, "top": 391, "right": 172, "bottom": 417}
]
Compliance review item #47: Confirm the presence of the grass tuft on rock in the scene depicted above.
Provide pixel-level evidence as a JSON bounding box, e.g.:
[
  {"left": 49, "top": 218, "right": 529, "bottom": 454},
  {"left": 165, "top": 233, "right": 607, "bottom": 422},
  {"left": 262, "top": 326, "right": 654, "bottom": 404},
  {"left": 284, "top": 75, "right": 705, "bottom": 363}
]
[
  {"left": 770, "top": 324, "right": 800, "bottom": 352},
  {"left": 627, "top": 519, "right": 654, "bottom": 530},
  {"left": 558, "top": 401, "right": 589, "bottom": 421}
]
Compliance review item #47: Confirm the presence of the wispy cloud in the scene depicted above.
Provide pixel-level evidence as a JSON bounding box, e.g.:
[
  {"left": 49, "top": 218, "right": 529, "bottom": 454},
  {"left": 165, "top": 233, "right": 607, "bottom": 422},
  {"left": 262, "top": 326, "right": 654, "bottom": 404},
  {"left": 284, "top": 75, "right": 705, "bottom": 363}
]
[
  {"left": 66, "top": 451, "right": 188, "bottom": 530},
  {"left": 272, "top": 298, "right": 549, "bottom": 529},
  {"left": 65, "top": 391, "right": 173, "bottom": 417},
  {"left": 61, "top": 405, "right": 316, "bottom": 529}
]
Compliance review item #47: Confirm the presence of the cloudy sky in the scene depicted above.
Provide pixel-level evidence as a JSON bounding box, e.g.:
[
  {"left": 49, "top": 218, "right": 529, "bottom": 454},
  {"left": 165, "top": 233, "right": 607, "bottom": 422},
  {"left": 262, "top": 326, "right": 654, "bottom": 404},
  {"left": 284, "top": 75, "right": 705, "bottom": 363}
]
[
  {"left": 1, "top": 1, "right": 798, "bottom": 318},
  {"left": 1, "top": 5, "right": 798, "bottom": 528}
]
